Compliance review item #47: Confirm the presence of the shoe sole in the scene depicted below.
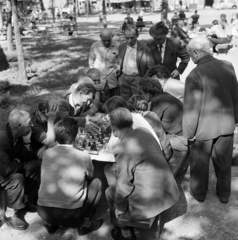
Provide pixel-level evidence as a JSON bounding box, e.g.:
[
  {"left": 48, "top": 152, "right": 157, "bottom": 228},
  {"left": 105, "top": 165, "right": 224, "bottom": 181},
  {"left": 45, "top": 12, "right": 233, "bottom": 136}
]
[{"left": 3, "top": 218, "right": 28, "bottom": 230}]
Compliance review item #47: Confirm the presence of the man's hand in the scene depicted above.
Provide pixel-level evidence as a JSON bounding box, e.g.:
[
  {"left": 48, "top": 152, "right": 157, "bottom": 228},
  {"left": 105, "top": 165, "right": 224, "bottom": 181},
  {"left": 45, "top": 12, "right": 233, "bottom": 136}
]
[
  {"left": 171, "top": 69, "right": 180, "bottom": 78},
  {"left": 22, "top": 129, "right": 32, "bottom": 143},
  {"left": 37, "top": 145, "right": 47, "bottom": 158},
  {"left": 88, "top": 114, "right": 103, "bottom": 123},
  {"left": 45, "top": 104, "right": 58, "bottom": 122}
]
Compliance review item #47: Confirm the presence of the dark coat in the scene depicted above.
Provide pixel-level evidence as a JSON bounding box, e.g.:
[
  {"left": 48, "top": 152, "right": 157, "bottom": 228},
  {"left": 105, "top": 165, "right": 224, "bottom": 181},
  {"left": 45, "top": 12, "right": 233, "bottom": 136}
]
[
  {"left": 0, "top": 124, "right": 35, "bottom": 179},
  {"left": 146, "top": 37, "right": 190, "bottom": 76},
  {"left": 151, "top": 92, "right": 183, "bottom": 135},
  {"left": 118, "top": 40, "right": 155, "bottom": 77},
  {"left": 56, "top": 98, "right": 86, "bottom": 127},
  {"left": 113, "top": 127, "right": 179, "bottom": 221},
  {"left": 183, "top": 54, "right": 238, "bottom": 141}
]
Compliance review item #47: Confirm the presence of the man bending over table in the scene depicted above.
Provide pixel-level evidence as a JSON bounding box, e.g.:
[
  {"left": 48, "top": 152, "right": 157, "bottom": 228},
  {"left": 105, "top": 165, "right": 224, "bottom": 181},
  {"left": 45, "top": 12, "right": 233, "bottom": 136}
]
[
  {"left": 37, "top": 117, "right": 103, "bottom": 235},
  {"left": 105, "top": 108, "right": 179, "bottom": 240}
]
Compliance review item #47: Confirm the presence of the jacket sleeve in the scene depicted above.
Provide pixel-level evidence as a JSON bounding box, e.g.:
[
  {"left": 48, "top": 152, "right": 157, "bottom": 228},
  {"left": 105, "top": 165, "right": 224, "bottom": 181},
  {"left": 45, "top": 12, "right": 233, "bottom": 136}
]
[
  {"left": 146, "top": 47, "right": 155, "bottom": 69},
  {"left": 114, "top": 150, "right": 135, "bottom": 212},
  {"left": 231, "top": 64, "right": 238, "bottom": 123},
  {"left": 0, "top": 149, "right": 22, "bottom": 178},
  {"left": 88, "top": 44, "right": 96, "bottom": 68},
  {"left": 57, "top": 100, "right": 86, "bottom": 127},
  {"left": 176, "top": 42, "right": 190, "bottom": 74},
  {"left": 183, "top": 70, "right": 202, "bottom": 139}
]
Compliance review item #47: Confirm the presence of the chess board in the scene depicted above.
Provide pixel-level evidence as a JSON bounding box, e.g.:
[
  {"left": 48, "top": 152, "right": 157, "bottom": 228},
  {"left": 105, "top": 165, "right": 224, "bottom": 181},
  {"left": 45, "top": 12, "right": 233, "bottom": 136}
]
[{"left": 75, "top": 118, "right": 111, "bottom": 155}]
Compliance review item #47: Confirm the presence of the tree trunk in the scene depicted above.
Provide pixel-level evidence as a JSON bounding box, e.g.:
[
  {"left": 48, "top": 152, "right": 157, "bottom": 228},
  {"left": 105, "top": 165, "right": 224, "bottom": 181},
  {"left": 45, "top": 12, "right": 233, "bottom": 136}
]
[
  {"left": 6, "top": 0, "right": 13, "bottom": 52},
  {"left": 0, "top": 5, "right": 3, "bottom": 29},
  {"left": 102, "top": 0, "right": 106, "bottom": 15},
  {"left": 51, "top": 0, "right": 55, "bottom": 23},
  {"left": 73, "top": 0, "right": 77, "bottom": 22},
  {"left": 39, "top": 0, "right": 45, "bottom": 11},
  {"left": 11, "top": 0, "right": 28, "bottom": 83}
]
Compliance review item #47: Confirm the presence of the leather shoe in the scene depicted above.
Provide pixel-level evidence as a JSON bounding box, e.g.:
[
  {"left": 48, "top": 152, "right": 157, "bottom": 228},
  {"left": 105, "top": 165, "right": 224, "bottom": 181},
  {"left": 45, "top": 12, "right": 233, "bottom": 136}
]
[
  {"left": 219, "top": 196, "right": 229, "bottom": 204},
  {"left": 3, "top": 215, "right": 28, "bottom": 230},
  {"left": 43, "top": 221, "right": 59, "bottom": 234},
  {"left": 111, "top": 227, "right": 137, "bottom": 240},
  {"left": 189, "top": 190, "right": 205, "bottom": 202},
  {"left": 78, "top": 219, "right": 103, "bottom": 235}
]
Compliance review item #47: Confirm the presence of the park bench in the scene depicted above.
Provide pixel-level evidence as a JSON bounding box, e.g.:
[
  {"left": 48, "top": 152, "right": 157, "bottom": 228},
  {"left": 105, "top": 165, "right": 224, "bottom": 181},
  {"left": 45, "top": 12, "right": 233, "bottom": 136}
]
[{"left": 115, "top": 149, "right": 187, "bottom": 240}]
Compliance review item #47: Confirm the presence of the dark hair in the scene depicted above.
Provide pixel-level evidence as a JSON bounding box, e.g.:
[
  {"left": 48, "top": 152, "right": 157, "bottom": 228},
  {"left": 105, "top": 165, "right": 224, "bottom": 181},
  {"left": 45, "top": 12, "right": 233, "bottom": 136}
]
[
  {"left": 124, "top": 25, "right": 139, "bottom": 36},
  {"left": 139, "top": 78, "right": 163, "bottom": 96},
  {"left": 212, "top": 20, "right": 219, "bottom": 25},
  {"left": 195, "top": 10, "right": 197, "bottom": 13},
  {"left": 110, "top": 107, "right": 133, "bottom": 130},
  {"left": 55, "top": 117, "right": 78, "bottom": 144},
  {"left": 145, "top": 65, "right": 171, "bottom": 79},
  {"left": 127, "top": 94, "right": 147, "bottom": 111},
  {"left": 87, "top": 68, "right": 101, "bottom": 80},
  {"left": 75, "top": 83, "right": 96, "bottom": 96},
  {"left": 104, "top": 96, "right": 128, "bottom": 113},
  {"left": 38, "top": 96, "right": 58, "bottom": 113}
]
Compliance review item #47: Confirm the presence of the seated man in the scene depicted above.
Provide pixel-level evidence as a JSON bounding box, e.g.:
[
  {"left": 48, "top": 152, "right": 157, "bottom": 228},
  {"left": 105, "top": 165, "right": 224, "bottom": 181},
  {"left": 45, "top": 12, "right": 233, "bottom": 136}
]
[
  {"left": 140, "top": 78, "right": 187, "bottom": 151},
  {"left": 105, "top": 108, "right": 179, "bottom": 240},
  {"left": 103, "top": 96, "right": 163, "bottom": 153},
  {"left": 145, "top": 65, "right": 185, "bottom": 102},
  {"left": 31, "top": 96, "right": 59, "bottom": 158},
  {"left": 127, "top": 94, "right": 172, "bottom": 160},
  {"left": 62, "top": 70, "right": 105, "bottom": 115},
  {"left": 208, "top": 19, "right": 232, "bottom": 51},
  {"left": 37, "top": 118, "right": 103, "bottom": 235},
  {"left": 58, "top": 83, "right": 100, "bottom": 127},
  {"left": 0, "top": 109, "right": 41, "bottom": 230},
  {"left": 171, "top": 20, "right": 190, "bottom": 46},
  {"left": 191, "top": 10, "right": 200, "bottom": 26}
]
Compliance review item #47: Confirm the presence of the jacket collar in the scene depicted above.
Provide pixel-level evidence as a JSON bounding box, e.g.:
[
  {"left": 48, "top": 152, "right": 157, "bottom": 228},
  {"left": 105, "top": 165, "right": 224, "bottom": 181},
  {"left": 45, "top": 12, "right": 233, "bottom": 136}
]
[
  {"left": 6, "top": 123, "right": 15, "bottom": 147},
  {"left": 197, "top": 54, "right": 214, "bottom": 65}
]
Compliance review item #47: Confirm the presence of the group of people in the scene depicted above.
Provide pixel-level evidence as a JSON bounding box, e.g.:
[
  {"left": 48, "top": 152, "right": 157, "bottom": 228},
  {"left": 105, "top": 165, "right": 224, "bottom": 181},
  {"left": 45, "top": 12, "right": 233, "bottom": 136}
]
[
  {"left": 171, "top": 11, "right": 238, "bottom": 51},
  {"left": 1, "top": 17, "right": 238, "bottom": 240}
]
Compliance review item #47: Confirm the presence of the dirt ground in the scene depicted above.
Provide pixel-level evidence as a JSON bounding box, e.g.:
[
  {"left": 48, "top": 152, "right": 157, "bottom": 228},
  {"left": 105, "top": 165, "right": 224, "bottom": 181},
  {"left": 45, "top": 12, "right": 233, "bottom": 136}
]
[{"left": 0, "top": 9, "right": 238, "bottom": 240}]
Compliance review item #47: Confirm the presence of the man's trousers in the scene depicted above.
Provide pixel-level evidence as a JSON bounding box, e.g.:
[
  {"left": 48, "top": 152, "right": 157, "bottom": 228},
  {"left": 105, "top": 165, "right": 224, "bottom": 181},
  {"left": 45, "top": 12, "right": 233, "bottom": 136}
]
[{"left": 189, "top": 134, "right": 233, "bottom": 201}]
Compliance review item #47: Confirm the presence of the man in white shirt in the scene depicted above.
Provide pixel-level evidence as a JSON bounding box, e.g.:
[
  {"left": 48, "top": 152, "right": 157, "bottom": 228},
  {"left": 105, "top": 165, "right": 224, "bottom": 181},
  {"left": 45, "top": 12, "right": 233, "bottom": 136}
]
[
  {"left": 117, "top": 26, "right": 154, "bottom": 101},
  {"left": 89, "top": 29, "right": 119, "bottom": 101}
]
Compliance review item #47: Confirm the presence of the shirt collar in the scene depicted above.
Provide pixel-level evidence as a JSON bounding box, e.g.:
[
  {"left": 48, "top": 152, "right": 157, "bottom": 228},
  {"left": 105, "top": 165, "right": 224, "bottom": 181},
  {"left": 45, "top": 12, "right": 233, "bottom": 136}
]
[
  {"left": 127, "top": 40, "right": 137, "bottom": 49},
  {"left": 157, "top": 38, "right": 166, "bottom": 48},
  {"left": 69, "top": 93, "right": 81, "bottom": 110},
  {"left": 99, "top": 40, "right": 115, "bottom": 49}
]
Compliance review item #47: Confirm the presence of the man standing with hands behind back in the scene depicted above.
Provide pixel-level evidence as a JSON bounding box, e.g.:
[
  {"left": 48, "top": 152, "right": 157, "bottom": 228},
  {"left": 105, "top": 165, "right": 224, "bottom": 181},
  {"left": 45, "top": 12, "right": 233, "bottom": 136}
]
[
  {"left": 183, "top": 36, "right": 238, "bottom": 204},
  {"left": 89, "top": 29, "right": 120, "bottom": 101},
  {"left": 146, "top": 21, "right": 189, "bottom": 79},
  {"left": 118, "top": 26, "right": 154, "bottom": 101}
]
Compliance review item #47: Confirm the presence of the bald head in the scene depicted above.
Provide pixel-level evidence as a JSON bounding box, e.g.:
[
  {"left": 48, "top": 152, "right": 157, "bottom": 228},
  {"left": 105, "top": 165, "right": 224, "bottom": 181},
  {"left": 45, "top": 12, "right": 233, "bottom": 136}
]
[
  {"left": 9, "top": 109, "right": 32, "bottom": 138},
  {"left": 100, "top": 29, "right": 113, "bottom": 48},
  {"left": 77, "top": 76, "right": 95, "bottom": 86},
  {"left": 187, "top": 36, "right": 211, "bottom": 63}
]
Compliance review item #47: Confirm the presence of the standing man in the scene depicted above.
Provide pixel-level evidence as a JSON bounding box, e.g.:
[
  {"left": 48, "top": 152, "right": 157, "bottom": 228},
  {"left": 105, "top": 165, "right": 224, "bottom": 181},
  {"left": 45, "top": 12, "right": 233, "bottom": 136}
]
[
  {"left": 89, "top": 29, "right": 119, "bottom": 101},
  {"left": 183, "top": 36, "right": 238, "bottom": 203},
  {"left": 146, "top": 21, "right": 190, "bottom": 79},
  {"left": 118, "top": 26, "right": 155, "bottom": 101}
]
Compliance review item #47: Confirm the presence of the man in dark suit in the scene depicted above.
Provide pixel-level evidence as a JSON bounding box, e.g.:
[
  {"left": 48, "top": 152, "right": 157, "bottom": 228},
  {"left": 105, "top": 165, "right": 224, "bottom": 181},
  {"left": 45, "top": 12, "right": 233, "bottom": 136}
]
[
  {"left": 183, "top": 36, "right": 238, "bottom": 203},
  {"left": 122, "top": 13, "right": 134, "bottom": 32},
  {"left": 118, "top": 26, "right": 154, "bottom": 101},
  {"left": 146, "top": 21, "right": 190, "bottom": 79},
  {"left": 57, "top": 83, "right": 101, "bottom": 127},
  {"left": 0, "top": 109, "right": 41, "bottom": 230}
]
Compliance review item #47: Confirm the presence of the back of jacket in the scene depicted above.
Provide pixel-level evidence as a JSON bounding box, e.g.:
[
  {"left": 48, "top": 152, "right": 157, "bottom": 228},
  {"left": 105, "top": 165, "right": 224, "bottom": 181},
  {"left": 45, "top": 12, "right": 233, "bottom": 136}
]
[{"left": 183, "top": 55, "right": 238, "bottom": 141}]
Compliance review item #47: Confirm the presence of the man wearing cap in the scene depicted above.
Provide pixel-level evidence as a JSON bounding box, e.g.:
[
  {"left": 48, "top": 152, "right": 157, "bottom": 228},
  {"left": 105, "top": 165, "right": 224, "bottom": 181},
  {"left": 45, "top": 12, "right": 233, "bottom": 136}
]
[
  {"left": 118, "top": 26, "right": 155, "bottom": 101},
  {"left": 146, "top": 21, "right": 190, "bottom": 80},
  {"left": 89, "top": 29, "right": 120, "bottom": 102}
]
